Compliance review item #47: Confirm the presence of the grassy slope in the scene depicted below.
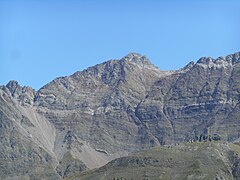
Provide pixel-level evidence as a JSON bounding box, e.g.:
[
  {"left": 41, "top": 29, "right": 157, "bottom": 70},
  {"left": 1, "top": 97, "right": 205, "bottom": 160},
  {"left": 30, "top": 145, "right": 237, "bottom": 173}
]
[{"left": 68, "top": 142, "right": 240, "bottom": 180}]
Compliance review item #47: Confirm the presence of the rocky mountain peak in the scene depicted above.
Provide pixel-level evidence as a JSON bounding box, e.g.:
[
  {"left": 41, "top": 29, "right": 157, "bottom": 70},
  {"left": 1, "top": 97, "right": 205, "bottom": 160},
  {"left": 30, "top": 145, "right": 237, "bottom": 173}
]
[
  {"left": 6, "top": 80, "right": 20, "bottom": 93},
  {"left": 2, "top": 80, "right": 36, "bottom": 106},
  {"left": 197, "top": 57, "right": 214, "bottom": 64},
  {"left": 195, "top": 52, "right": 240, "bottom": 69},
  {"left": 224, "top": 52, "right": 240, "bottom": 63},
  {"left": 121, "top": 52, "right": 152, "bottom": 66},
  {"left": 197, "top": 52, "right": 240, "bottom": 65}
]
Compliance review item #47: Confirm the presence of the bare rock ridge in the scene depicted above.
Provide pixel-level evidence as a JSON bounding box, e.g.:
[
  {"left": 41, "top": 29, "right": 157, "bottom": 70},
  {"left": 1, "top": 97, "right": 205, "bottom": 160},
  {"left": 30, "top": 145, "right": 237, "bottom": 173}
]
[
  {"left": 0, "top": 52, "right": 240, "bottom": 179},
  {"left": 197, "top": 52, "right": 240, "bottom": 64},
  {"left": 3, "top": 80, "right": 36, "bottom": 106}
]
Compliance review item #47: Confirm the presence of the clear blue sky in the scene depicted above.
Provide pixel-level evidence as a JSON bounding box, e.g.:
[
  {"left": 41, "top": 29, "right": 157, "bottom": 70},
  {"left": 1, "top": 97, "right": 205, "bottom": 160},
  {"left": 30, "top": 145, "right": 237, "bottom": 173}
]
[{"left": 1, "top": 0, "right": 240, "bottom": 90}]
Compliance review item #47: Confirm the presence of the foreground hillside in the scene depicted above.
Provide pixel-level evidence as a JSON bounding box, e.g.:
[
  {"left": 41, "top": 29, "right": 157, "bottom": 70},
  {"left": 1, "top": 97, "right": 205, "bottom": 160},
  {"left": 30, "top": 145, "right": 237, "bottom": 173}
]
[
  {"left": 0, "top": 52, "right": 240, "bottom": 179},
  {"left": 70, "top": 142, "right": 240, "bottom": 180}
]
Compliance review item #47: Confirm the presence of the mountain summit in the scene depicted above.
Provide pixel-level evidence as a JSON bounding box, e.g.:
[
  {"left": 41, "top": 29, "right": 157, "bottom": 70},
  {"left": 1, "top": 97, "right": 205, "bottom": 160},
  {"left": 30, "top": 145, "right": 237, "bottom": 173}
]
[
  {"left": 1, "top": 52, "right": 240, "bottom": 179},
  {"left": 122, "top": 52, "right": 152, "bottom": 65}
]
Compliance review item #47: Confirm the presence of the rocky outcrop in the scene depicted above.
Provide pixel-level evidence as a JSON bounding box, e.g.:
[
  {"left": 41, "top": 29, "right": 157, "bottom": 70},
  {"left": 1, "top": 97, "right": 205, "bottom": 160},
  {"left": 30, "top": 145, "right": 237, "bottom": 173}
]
[{"left": 3, "top": 80, "right": 36, "bottom": 106}]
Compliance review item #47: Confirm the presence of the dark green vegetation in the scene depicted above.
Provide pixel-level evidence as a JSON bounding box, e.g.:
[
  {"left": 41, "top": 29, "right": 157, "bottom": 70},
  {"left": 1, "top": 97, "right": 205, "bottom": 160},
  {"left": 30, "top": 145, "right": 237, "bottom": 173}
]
[{"left": 0, "top": 52, "right": 240, "bottom": 179}]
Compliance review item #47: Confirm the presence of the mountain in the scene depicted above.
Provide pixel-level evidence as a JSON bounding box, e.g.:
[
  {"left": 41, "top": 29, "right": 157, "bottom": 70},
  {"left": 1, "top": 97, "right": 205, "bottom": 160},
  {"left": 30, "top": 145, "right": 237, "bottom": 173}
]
[{"left": 0, "top": 52, "right": 240, "bottom": 179}]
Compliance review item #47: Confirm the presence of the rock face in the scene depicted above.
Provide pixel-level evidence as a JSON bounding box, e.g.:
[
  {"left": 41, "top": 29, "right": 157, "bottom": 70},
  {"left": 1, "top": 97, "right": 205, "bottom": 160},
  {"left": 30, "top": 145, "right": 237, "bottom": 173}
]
[{"left": 1, "top": 52, "right": 240, "bottom": 179}]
